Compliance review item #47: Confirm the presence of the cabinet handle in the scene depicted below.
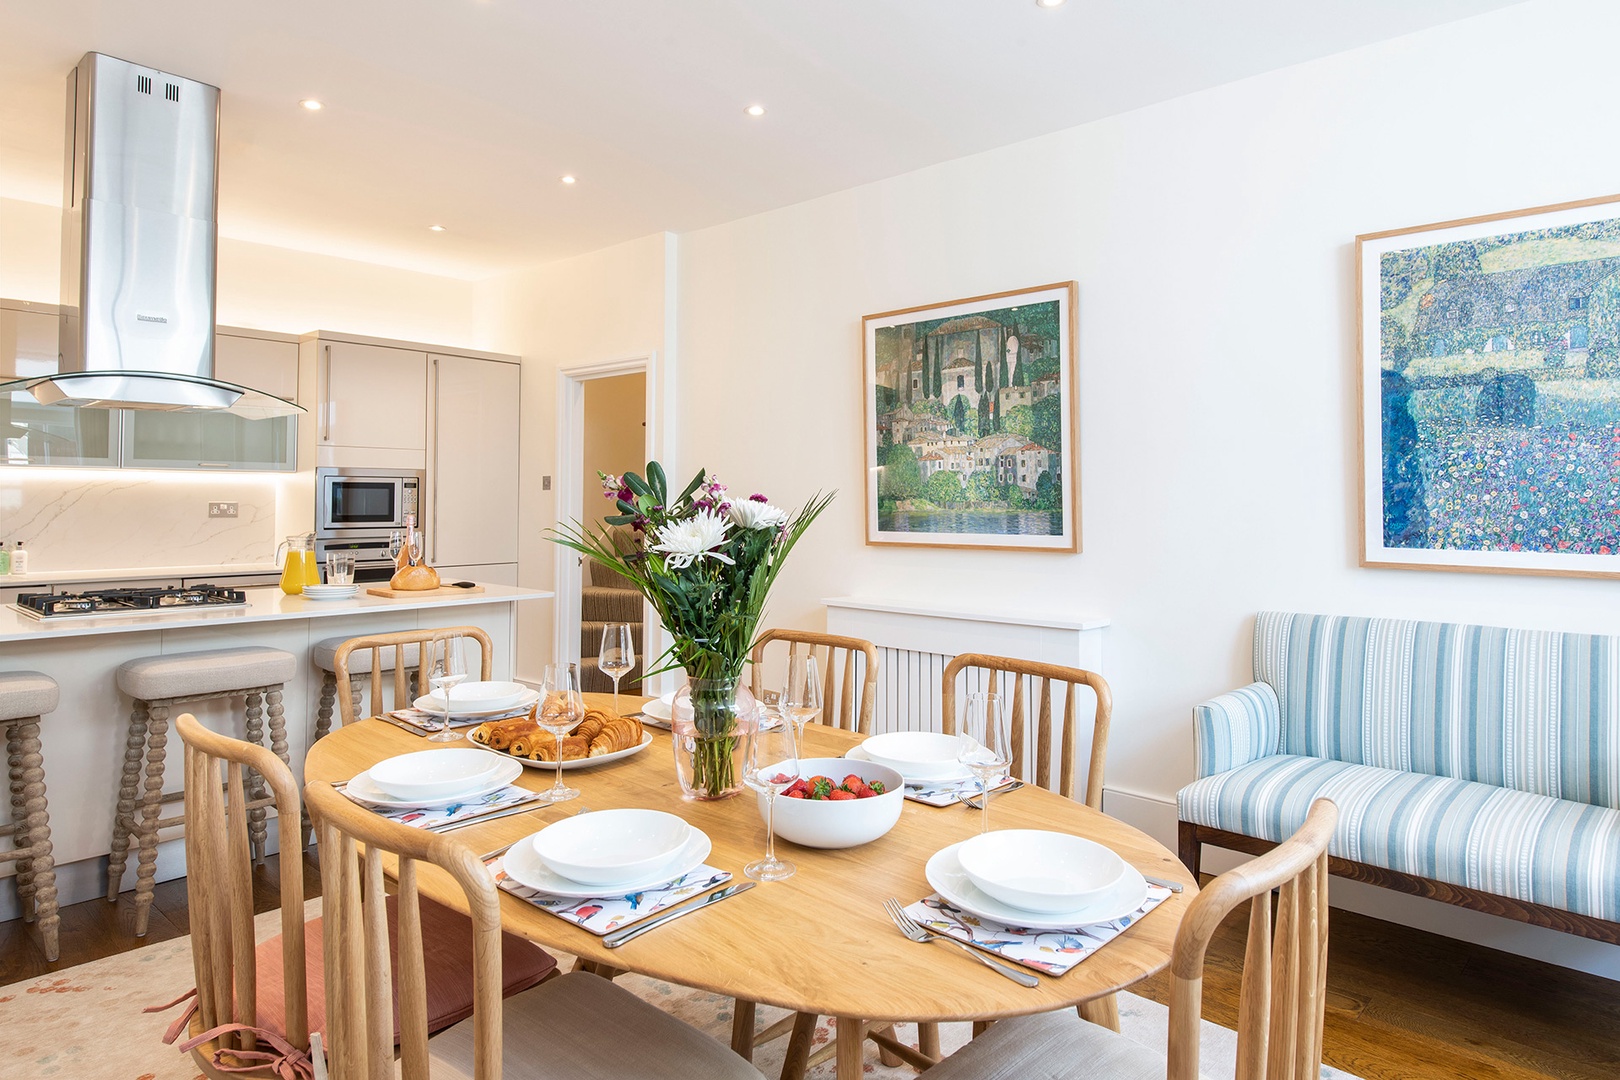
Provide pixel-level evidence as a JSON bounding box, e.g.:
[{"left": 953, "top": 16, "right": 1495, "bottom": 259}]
[
  {"left": 322, "top": 345, "right": 332, "bottom": 441},
  {"left": 196, "top": 462, "right": 230, "bottom": 468},
  {"left": 430, "top": 356, "right": 439, "bottom": 563}
]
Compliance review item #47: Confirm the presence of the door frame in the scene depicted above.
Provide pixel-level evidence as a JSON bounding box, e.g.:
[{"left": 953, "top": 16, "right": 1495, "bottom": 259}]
[{"left": 553, "top": 354, "right": 669, "bottom": 689}]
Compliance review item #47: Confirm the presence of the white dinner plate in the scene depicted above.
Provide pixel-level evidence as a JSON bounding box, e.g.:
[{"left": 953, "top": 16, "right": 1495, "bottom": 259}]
[
  {"left": 503, "top": 826, "right": 712, "bottom": 897},
  {"left": 423, "top": 680, "right": 529, "bottom": 713},
  {"left": 639, "top": 691, "right": 676, "bottom": 722},
  {"left": 510, "top": 730, "right": 654, "bottom": 770},
  {"left": 343, "top": 756, "right": 523, "bottom": 809},
  {"left": 847, "top": 742, "right": 972, "bottom": 784},
  {"left": 300, "top": 585, "right": 359, "bottom": 601},
  {"left": 414, "top": 687, "right": 541, "bottom": 718},
  {"left": 924, "top": 840, "right": 1149, "bottom": 930}
]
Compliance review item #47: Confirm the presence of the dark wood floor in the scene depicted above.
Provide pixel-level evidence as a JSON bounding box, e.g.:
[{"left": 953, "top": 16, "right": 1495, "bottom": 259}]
[{"left": 3, "top": 865, "right": 1617, "bottom": 1079}]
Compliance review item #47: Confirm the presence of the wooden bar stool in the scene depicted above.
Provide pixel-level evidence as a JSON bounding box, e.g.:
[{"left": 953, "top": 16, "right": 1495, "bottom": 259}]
[
  {"left": 309, "top": 634, "right": 420, "bottom": 745},
  {"left": 107, "top": 646, "right": 297, "bottom": 936},
  {"left": 2, "top": 671, "right": 60, "bottom": 962}
]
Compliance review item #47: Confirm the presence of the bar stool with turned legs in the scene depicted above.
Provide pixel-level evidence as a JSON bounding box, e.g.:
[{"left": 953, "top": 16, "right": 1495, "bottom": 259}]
[
  {"left": 107, "top": 646, "right": 297, "bottom": 937},
  {"left": 2, "top": 671, "right": 61, "bottom": 962}
]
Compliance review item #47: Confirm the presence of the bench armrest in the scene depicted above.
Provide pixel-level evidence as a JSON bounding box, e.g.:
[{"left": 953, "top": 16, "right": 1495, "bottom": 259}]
[{"left": 1193, "top": 681, "right": 1281, "bottom": 777}]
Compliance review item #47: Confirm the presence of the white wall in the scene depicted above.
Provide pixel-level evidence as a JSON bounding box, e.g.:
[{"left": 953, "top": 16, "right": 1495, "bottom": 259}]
[
  {"left": 671, "top": 0, "right": 1620, "bottom": 975},
  {"left": 472, "top": 232, "right": 673, "bottom": 680}
]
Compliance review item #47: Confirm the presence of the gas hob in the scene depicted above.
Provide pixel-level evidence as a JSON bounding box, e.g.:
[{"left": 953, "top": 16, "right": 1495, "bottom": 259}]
[{"left": 13, "top": 585, "right": 250, "bottom": 620}]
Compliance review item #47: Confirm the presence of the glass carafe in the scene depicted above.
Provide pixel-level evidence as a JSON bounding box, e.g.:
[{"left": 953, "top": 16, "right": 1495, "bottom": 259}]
[{"left": 277, "top": 534, "right": 317, "bottom": 594}]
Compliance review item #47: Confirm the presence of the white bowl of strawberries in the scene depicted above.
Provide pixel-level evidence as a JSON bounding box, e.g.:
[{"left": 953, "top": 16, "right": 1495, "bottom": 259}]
[{"left": 762, "top": 757, "right": 904, "bottom": 849}]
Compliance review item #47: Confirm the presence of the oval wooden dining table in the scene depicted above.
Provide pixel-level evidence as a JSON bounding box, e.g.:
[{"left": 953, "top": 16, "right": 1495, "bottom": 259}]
[{"left": 304, "top": 694, "right": 1197, "bottom": 1080}]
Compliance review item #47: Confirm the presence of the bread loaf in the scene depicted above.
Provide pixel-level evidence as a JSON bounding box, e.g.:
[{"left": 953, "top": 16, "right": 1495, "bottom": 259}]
[{"left": 389, "top": 563, "right": 441, "bottom": 591}]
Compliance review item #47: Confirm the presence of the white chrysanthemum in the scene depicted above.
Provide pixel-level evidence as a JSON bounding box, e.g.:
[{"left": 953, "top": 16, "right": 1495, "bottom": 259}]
[
  {"left": 651, "top": 511, "right": 735, "bottom": 570},
  {"left": 729, "top": 499, "right": 789, "bottom": 531}
]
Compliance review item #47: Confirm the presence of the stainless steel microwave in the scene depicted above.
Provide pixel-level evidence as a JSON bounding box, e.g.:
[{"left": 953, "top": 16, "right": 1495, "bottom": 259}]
[{"left": 315, "top": 467, "right": 423, "bottom": 537}]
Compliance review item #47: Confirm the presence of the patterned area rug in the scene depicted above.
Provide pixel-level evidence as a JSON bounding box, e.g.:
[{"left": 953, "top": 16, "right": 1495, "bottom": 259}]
[{"left": 0, "top": 899, "right": 1360, "bottom": 1080}]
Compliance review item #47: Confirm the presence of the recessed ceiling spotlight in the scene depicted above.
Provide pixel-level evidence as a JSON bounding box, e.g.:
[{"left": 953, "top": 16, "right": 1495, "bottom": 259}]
[
  {"left": 428, "top": 224, "right": 446, "bottom": 232},
  {"left": 745, "top": 104, "right": 766, "bottom": 117},
  {"left": 561, "top": 175, "right": 577, "bottom": 185},
  {"left": 299, "top": 98, "right": 323, "bottom": 111},
  {"left": 1035, "top": 0, "right": 1066, "bottom": 7}
]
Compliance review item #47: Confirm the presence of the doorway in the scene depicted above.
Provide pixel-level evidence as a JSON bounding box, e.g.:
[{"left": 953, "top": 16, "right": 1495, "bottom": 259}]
[{"left": 553, "top": 356, "right": 661, "bottom": 700}]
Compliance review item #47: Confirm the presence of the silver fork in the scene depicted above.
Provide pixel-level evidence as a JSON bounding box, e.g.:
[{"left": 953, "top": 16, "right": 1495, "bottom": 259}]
[
  {"left": 957, "top": 780, "right": 1024, "bottom": 810},
  {"left": 882, "top": 898, "right": 1040, "bottom": 987}
]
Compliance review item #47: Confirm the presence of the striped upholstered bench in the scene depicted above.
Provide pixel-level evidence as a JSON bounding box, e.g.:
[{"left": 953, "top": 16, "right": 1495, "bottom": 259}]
[{"left": 1177, "top": 611, "right": 1620, "bottom": 944}]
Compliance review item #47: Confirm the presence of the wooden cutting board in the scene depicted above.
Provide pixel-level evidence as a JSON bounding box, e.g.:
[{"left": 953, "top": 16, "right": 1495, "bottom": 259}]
[{"left": 364, "top": 583, "right": 486, "bottom": 599}]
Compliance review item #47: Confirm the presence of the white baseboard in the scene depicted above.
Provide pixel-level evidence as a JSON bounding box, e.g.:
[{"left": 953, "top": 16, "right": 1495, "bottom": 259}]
[{"left": 1101, "top": 786, "right": 1620, "bottom": 982}]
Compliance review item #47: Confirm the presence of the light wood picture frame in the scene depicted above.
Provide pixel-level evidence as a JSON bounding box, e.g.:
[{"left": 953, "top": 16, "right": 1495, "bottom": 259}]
[
  {"left": 863, "top": 282, "right": 1079, "bottom": 552},
  {"left": 1358, "top": 193, "right": 1620, "bottom": 578}
]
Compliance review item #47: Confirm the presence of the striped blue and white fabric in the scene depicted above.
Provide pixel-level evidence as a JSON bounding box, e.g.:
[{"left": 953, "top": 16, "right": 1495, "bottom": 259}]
[
  {"left": 1178, "top": 755, "right": 1620, "bottom": 921},
  {"left": 1182, "top": 611, "right": 1620, "bottom": 919}
]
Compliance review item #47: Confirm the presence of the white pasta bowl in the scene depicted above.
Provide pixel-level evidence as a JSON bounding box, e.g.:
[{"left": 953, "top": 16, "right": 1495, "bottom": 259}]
[
  {"left": 421, "top": 680, "right": 528, "bottom": 713},
  {"left": 531, "top": 808, "right": 692, "bottom": 887},
  {"left": 765, "top": 758, "right": 904, "bottom": 849},
  {"left": 955, "top": 829, "right": 1128, "bottom": 914},
  {"left": 366, "top": 748, "right": 508, "bottom": 801},
  {"left": 858, "top": 731, "right": 966, "bottom": 781}
]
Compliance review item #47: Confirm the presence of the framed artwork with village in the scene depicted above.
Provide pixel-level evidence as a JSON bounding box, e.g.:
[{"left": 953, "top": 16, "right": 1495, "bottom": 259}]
[
  {"left": 1359, "top": 193, "right": 1620, "bottom": 578},
  {"left": 863, "top": 281, "right": 1079, "bottom": 551}
]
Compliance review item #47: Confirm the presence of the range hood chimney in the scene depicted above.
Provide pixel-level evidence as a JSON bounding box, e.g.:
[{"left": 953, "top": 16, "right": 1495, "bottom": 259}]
[{"left": 0, "top": 52, "right": 302, "bottom": 419}]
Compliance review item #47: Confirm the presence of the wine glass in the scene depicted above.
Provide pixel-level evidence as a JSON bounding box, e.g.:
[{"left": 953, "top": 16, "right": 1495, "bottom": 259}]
[
  {"left": 387, "top": 530, "right": 404, "bottom": 562},
  {"left": 780, "top": 648, "right": 822, "bottom": 743},
  {"left": 535, "top": 663, "right": 582, "bottom": 803},
  {"left": 598, "top": 623, "right": 636, "bottom": 715},
  {"left": 958, "top": 690, "right": 1011, "bottom": 834},
  {"left": 426, "top": 635, "right": 468, "bottom": 743},
  {"left": 744, "top": 709, "right": 800, "bottom": 882}
]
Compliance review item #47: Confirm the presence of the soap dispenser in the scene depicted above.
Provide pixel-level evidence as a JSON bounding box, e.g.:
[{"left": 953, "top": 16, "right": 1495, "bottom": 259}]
[{"left": 10, "top": 542, "right": 28, "bottom": 575}]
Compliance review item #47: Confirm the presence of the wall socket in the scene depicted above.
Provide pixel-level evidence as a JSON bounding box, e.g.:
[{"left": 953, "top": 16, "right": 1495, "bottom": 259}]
[{"left": 208, "top": 502, "right": 239, "bottom": 518}]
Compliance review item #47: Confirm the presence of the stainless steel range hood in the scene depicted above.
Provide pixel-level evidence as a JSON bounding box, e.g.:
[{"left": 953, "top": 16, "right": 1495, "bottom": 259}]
[{"left": 0, "top": 53, "right": 302, "bottom": 418}]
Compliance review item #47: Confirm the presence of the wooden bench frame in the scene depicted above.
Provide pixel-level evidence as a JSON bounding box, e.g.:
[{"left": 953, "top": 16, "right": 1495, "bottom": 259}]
[{"left": 1179, "top": 821, "right": 1620, "bottom": 947}]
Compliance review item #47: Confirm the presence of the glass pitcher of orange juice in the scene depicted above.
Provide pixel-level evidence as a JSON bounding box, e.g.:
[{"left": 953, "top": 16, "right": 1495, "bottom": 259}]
[{"left": 276, "top": 534, "right": 321, "bottom": 594}]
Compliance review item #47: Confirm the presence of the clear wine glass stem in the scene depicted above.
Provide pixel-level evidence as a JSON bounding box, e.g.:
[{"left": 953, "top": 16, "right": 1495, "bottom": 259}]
[
  {"left": 611, "top": 676, "right": 621, "bottom": 716},
  {"left": 764, "top": 791, "right": 778, "bottom": 863},
  {"left": 553, "top": 736, "right": 566, "bottom": 793},
  {"left": 980, "top": 774, "right": 991, "bottom": 834}
]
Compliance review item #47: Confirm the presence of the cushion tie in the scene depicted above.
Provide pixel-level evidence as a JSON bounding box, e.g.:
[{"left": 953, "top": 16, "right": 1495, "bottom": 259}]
[{"left": 146, "top": 987, "right": 315, "bottom": 1080}]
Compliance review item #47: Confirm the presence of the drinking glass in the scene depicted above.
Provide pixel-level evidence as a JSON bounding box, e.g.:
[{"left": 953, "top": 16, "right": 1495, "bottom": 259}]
[
  {"left": 325, "top": 550, "right": 356, "bottom": 585},
  {"left": 958, "top": 690, "right": 1011, "bottom": 834},
  {"left": 426, "top": 635, "right": 468, "bottom": 743},
  {"left": 744, "top": 709, "right": 800, "bottom": 882},
  {"left": 535, "top": 663, "right": 582, "bottom": 803},
  {"left": 598, "top": 623, "right": 636, "bottom": 714},
  {"left": 780, "top": 648, "right": 821, "bottom": 742},
  {"left": 388, "top": 530, "right": 404, "bottom": 562}
]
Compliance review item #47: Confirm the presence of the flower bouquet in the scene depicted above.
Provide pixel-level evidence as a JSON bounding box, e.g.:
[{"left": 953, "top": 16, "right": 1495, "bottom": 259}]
[{"left": 550, "top": 462, "right": 833, "bottom": 798}]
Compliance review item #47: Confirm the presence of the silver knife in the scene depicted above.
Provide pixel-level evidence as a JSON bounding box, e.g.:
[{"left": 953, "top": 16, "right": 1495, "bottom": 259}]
[
  {"left": 602, "top": 881, "right": 756, "bottom": 949},
  {"left": 1142, "top": 874, "right": 1184, "bottom": 894},
  {"left": 431, "top": 799, "right": 549, "bottom": 832}
]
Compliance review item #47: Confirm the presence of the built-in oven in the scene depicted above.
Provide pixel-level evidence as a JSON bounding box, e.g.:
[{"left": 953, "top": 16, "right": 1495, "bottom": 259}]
[{"left": 315, "top": 467, "right": 424, "bottom": 582}]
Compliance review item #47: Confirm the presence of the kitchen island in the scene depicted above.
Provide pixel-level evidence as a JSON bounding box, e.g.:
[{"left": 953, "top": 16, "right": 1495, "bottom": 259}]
[{"left": 0, "top": 582, "right": 552, "bottom": 921}]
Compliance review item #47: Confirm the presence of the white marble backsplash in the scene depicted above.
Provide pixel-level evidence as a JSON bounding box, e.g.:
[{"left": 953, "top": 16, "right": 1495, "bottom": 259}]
[{"left": 0, "top": 471, "right": 281, "bottom": 573}]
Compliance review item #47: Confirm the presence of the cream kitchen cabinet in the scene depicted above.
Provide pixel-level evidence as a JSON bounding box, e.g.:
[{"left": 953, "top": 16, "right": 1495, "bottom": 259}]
[
  {"left": 429, "top": 353, "right": 520, "bottom": 567},
  {"left": 309, "top": 335, "right": 428, "bottom": 468},
  {"left": 1, "top": 298, "right": 118, "bottom": 467},
  {"left": 122, "top": 326, "right": 300, "bottom": 471}
]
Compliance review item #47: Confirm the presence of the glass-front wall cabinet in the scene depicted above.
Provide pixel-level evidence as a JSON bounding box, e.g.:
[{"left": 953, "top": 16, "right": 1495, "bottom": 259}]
[{"left": 1, "top": 301, "right": 298, "bottom": 471}]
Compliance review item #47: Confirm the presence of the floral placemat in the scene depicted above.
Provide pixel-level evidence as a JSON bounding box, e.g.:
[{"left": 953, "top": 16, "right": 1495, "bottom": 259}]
[
  {"left": 485, "top": 854, "right": 732, "bottom": 936},
  {"left": 904, "top": 776, "right": 1013, "bottom": 807},
  {"left": 381, "top": 706, "right": 526, "bottom": 735},
  {"left": 342, "top": 784, "right": 543, "bottom": 830},
  {"left": 902, "top": 885, "right": 1173, "bottom": 976}
]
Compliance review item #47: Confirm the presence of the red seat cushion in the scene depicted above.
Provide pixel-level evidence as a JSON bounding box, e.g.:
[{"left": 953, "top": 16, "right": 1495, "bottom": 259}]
[{"left": 253, "top": 895, "right": 555, "bottom": 1040}]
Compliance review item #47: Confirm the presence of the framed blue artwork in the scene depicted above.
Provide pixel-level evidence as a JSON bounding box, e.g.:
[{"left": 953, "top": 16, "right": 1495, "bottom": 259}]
[{"left": 1359, "top": 194, "right": 1620, "bottom": 577}]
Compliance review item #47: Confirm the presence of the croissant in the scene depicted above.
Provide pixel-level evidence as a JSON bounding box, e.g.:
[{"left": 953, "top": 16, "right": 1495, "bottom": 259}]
[{"left": 483, "top": 718, "right": 540, "bottom": 751}]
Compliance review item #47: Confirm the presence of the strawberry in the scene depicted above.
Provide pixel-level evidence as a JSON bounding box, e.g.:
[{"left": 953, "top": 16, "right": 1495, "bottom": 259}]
[
  {"left": 827, "top": 788, "right": 857, "bottom": 801},
  {"left": 854, "top": 786, "right": 876, "bottom": 799},
  {"left": 842, "top": 773, "right": 867, "bottom": 790},
  {"left": 783, "top": 779, "right": 810, "bottom": 797},
  {"left": 810, "top": 776, "right": 834, "bottom": 800},
  {"left": 784, "top": 789, "right": 807, "bottom": 799},
  {"left": 868, "top": 780, "right": 887, "bottom": 795}
]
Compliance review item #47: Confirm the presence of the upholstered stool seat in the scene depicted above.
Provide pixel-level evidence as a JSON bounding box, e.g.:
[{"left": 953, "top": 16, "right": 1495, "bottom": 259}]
[
  {"left": 0, "top": 671, "right": 60, "bottom": 961},
  {"left": 309, "top": 634, "right": 420, "bottom": 745},
  {"left": 109, "top": 646, "right": 297, "bottom": 937}
]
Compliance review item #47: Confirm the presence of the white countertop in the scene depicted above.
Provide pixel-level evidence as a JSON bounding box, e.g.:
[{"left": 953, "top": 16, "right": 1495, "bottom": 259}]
[{"left": 0, "top": 583, "right": 553, "bottom": 643}]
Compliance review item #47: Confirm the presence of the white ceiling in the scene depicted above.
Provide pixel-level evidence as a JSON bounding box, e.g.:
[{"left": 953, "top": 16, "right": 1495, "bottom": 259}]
[{"left": 0, "top": 0, "right": 1527, "bottom": 280}]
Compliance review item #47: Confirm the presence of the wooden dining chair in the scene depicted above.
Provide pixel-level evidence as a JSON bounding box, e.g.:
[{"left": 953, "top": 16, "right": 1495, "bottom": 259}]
[
  {"left": 914, "top": 798, "right": 1339, "bottom": 1080},
  {"left": 942, "top": 652, "right": 1113, "bottom": 809},
  {"left": 170, "top": 713, "right": 557, "bottom": 1080},
  {"left": 748, "top": 628, "right": 878, "bottom": 734},
  {"left": 304, "top": 779, "right": 767, "bottom": 1080},
  {"left": 334, "top": 627, "right": 494, "bottom": 727}
]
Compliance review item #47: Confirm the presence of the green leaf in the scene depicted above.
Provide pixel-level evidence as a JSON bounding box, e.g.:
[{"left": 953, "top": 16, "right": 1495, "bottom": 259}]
[
  {"left": 604, "top": 514, "right": 636, "bottom": 525},
  {"left": 623, "top": 471, "right": 653, "bottom": 499},
  {"left": 678, "top": 468, "right": 707, "bottom": 503},
  {"left": 647, "top": 460, "right": 668, "bottom": 503}
]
